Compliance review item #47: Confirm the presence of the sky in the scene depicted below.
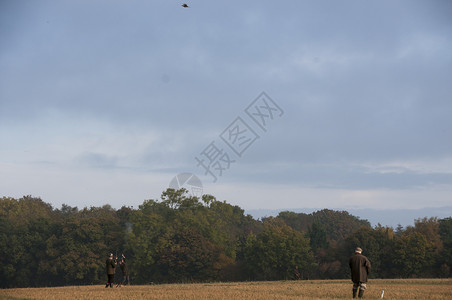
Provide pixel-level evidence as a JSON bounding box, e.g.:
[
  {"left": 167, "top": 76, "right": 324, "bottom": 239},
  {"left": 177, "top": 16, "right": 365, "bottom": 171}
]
[{"left": 1, "top": 0, "right": 452, "bottom": 222}]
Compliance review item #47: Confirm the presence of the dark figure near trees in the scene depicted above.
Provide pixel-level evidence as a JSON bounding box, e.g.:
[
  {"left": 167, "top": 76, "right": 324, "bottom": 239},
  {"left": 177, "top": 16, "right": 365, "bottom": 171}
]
[
  {"left": 293, "top": 266, "right": 300, "bottom": 280},
  {"left": 116, "top": 254, "right": 130, "bottom": 287},
  {"left": 105, "top": 253, "right": 116, "bottom": 288},
  {"left": 349, "top": 247, "right": 371, "bottom": 298}
]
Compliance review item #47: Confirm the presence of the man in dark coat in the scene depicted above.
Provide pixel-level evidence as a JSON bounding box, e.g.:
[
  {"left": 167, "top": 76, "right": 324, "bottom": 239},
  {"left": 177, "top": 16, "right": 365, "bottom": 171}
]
[
  {"left": 105, "top": 253, "right": 116, "bottom": 288},
  {"left": 349, "top": 247, "right": 371, "bottom": 298},
  {"left": 116, "top": 254, "right": 130, "bottom": 287}
]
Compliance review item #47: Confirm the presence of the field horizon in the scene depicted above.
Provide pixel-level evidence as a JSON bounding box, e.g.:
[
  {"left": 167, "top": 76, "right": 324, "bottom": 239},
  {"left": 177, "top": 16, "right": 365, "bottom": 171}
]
[{"left": 1, "top": 278, "right": 451, "bottom": 299}]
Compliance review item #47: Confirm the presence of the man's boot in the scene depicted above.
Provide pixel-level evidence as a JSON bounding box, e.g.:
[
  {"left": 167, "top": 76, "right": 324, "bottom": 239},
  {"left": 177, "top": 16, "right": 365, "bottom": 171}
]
[
  {"left": 358, "top": 289, "right": 364, "bottom": 298},
  {"left": 353, "top": 288, "right": 357, "bottom": 298}
]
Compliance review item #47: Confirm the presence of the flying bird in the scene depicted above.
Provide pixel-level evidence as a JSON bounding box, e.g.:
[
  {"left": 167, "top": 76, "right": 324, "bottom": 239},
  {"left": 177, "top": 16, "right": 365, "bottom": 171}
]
[{"left": 181, "top": 3, "right": 189, "bottom": 8}]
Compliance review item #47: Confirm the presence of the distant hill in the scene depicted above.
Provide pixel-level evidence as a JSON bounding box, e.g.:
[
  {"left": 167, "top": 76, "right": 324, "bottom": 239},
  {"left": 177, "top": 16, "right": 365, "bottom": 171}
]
[{"left": 245, "top": 206, "right": 452, "bottom": 228}]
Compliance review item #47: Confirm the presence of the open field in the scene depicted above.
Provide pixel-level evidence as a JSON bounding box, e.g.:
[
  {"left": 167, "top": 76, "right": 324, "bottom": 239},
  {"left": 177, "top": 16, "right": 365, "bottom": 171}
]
[{"left": 1, "top": 279, "right": 451, "bottom": 299}]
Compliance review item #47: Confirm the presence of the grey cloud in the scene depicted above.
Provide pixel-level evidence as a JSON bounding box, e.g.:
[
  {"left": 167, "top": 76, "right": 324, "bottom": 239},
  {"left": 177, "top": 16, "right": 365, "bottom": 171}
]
[
  {"left": 223, "top": 161, "right": 452, "bottom": 190},
  {"left": 1, "top": 0, "right": 451, "bottom": 201},
  {"left": 75, "top": 152, "right": 119, "bottom": 169},
  {"left": 2, "top": 0, "right": 451, "bottom": 127}
]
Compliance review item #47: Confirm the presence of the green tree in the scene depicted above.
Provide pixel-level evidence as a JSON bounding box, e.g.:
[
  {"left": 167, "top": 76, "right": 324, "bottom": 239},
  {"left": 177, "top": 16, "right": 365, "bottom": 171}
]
[
  {"left": 309, "top": 221, "right": 329, "bottom": 251},
  {"left": 0, "top": 196, "right": 57, "bottom": 287},
  {"left": 243, "top": 218, "right": 314, "bottom": 280},
  {"left": 126, "top": 189, "right": 257, "bottom": 283},
  {"left": 278, "top": 209, "right": 371, "bottom": 244},
  {"left": 438, "top": 217, "right": 452, "bottom": 277},
  {"left": 393, "top": 232, "right": 435, "bottom": 277}
]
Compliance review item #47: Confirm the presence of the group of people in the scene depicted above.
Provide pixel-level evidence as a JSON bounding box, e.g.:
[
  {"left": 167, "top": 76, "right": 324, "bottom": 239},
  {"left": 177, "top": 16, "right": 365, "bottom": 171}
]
[
  {"left": 105, "top": 247, "right": 371, "bottom": 298},
  {"left": 105, "top": 253, "right": 130, "bottom": 288}
]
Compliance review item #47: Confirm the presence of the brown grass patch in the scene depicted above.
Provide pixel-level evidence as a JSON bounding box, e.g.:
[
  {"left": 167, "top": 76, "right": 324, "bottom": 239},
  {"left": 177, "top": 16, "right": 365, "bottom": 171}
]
[{"left": 0, "top": 279, "right": 451, "bottom": 299}]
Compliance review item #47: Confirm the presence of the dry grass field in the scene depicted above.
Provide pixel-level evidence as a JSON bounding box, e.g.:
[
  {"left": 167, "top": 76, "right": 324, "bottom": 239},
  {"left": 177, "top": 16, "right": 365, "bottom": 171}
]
[{"left": 1, "top": 279, "right": 451, "bottom": 299}]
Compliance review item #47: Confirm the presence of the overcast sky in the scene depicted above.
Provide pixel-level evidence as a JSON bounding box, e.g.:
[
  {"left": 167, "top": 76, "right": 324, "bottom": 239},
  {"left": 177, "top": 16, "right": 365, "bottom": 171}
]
[{"left": 1, "top": 0, "right": 451, "bottom": 215}]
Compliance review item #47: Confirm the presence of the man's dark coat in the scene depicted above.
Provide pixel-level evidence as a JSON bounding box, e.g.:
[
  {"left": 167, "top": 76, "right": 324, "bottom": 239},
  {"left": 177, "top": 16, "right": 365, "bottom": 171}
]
[
  {"left": 349, "top": 253, "right": 371, "bottom": 283},
  {"left": 106, "top": 258, "right": 116, "bottom": 275}
]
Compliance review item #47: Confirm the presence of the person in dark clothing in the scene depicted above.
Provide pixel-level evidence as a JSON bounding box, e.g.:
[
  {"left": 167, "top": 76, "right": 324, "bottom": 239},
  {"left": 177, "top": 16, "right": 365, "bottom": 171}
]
[
  {"left": 293, "top": 266, "right": 300, "bottom": 280},
  {"left": 349, "top": 247, "right": 371, "bottom": 298},
  {"left": 105, "top": 253, "right": 117, "bottom": 288},
  {"left": 116, "top": 254, "right": 130, "bottom": 287}
]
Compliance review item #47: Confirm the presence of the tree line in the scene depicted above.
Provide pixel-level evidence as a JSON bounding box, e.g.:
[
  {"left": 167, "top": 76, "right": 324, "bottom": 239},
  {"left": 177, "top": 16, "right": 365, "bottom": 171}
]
[{"left": 0, "top": 190, "right": 451, "bottom": 288}]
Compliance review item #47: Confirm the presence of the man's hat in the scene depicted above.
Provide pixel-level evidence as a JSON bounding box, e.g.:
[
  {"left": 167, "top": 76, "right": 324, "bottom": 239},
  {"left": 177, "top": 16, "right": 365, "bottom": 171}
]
[
  {"left": 355, "top": 247, "right": 362, "bottom": 253},
  {"left": 109, "top": 253, "right": 114, "bottom": 257}
]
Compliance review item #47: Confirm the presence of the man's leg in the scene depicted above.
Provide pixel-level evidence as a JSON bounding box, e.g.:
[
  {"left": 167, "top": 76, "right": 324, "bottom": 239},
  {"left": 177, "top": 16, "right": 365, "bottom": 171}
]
[
  {"left": 119, "top": 275, "right": 125, "bottom": 287},
  {"left": 358, "top": 283, "right": 367, "bottom": 298},
  {"left": 353, "top": 282, "right": 358, "bottom": 298}
]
